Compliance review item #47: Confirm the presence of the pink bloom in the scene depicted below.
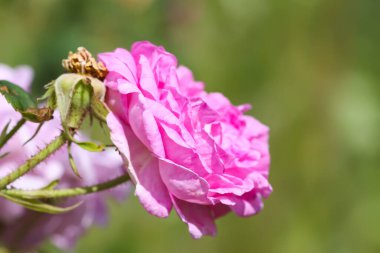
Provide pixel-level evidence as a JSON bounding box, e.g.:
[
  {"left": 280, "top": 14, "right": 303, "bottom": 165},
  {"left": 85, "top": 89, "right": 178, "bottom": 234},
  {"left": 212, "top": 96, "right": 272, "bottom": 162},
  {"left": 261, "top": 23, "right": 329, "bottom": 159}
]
[
  {"left": 0, "top": 64, "right": 128, "bottom": 251},
  {"left": 0, "top": 63, "right": 33, "bottom": 90},
  {"left": 99, "top": 41, "right": 272, "bottom": 238}
]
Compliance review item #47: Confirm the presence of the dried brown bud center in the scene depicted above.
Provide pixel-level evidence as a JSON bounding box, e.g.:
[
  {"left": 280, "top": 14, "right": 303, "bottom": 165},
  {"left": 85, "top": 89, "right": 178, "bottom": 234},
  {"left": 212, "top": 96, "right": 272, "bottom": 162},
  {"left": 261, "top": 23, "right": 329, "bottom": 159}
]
[{"left": 62, "top": 47, "right": 108, "bottom": 80}]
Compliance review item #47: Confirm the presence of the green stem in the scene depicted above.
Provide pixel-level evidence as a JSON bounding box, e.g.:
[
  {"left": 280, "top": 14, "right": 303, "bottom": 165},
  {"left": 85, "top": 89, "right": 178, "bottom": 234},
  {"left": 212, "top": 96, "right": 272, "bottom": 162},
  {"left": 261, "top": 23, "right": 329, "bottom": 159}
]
[
  {"left": 2, "top": 174, "right": 130, "bottom": 199},
  {"left": 0, "top": 132, "right": 67, "bottom": 189},
  {"left": 0, "top": 118, "right": 26, "bottom": 149}
]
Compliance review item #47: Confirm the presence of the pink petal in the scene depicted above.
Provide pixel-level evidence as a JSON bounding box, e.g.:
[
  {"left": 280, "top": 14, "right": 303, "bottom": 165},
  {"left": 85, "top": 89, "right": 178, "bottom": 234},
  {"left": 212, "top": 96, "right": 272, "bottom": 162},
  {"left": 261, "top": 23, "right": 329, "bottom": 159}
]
[
  {"left": 229, "top": 194, "right": 264, "bottom": 217},
  {"left": 114, "top": 48, "right": 137, "bottom": 81},
  {"left": 0, "top": 64, "right": 33, "bottom": 90},
  {"left": 211, "top": 203, "right": 231, "bottom": 219},
  {"left": 159, "top": 159, "right": 210, "bottom": 205},
  {"left": 138, "top": 55, "right": 159, "bottom": 100},
  {"left": 193, "top": 129, "right": 225, "bottom": 174},
  {"left": 98, "top": 50, "right": 136, "bottom": 83},
  {"left": 131, "top": 41, "right": 177, "bottom": 73},
  {"left": 206, "top": 174, "right": 253, "bottom": 196},
  {"left": 128, "top": 93, "right": 165, "bottom": 157},
  {"left": 176, "top": 66, "right": 205, "bottom": 97},
  {"left": 242, "top": 116, "right": 269, "bottom": 140},
  {"left": 107, "top": 113, "right": 172, "bottom": 217},
  {"left": 171, "top": 196, "right": 217, "bottom": 239},
  {"left": 117, "top": 79, "right": 140, "bottom": 94},
  {"left": 134, "top": 155, "right": 172, "bottom": 217},
  {"left": 158, "top": 122, "right": 208, "bottom": 176}
]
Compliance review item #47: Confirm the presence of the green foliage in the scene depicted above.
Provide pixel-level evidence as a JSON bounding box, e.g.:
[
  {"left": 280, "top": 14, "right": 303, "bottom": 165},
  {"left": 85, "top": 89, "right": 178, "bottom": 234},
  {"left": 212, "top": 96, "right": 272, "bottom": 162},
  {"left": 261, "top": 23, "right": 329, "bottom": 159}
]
[
  {"left": 23, "top": 122, "right": 44, "bottom": 145},
  {"left": 64, "top": 130, "right": 105, "bottom": 152},
  {"left": 0, "top": 192, "right": 82, "bottom": 214},
  {"left": 0, "top": 80, "right": 36, "bottom": 109},
  {"left": 0, "top": 80, "right": 53, "bottom": 122},
  {"left": 40, "top": 180, "right": 60, "bottom": 190},
  {"left": 0, "top": 121, "right": 11, "bottom": 146},
  {"left": 91, "top": 96, "right": 109, "bottom": 122},
  {"left": 68, "top": 142, "right": 81, "bottom": 178}
]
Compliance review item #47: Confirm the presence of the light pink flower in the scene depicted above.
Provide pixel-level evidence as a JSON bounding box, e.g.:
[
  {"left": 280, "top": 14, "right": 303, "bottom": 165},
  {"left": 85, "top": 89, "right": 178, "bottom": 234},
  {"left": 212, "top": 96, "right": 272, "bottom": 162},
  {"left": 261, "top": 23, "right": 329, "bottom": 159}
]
[
  {"left": 0, "top": 64, "right": 128, "bottom": 251},
  {"left": 99, "top": 41, "right": 272, "bottom": 238},
  {"left": 0, "top": 63, "right": 33, "bottom": 90}
]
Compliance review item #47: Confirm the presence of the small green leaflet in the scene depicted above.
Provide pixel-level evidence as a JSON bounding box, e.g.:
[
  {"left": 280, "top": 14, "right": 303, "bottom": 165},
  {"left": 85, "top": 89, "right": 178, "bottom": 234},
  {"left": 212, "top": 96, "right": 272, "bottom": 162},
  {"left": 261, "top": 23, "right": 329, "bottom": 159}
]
[
  {"left": 91, "top": 96, "right": 109, "bottom": 122},
  {"left": 39, "top": 180, "right": 60, "bottom": 191},
  {"left": 64, "top": 129, "right": 105, "bottom": 152},
  {"left": 0, "top": 80, "right": 53, "bottom": 123},
  {"left": 0, "top": 120, "right": 11, "bottom": 145},
  {"left": 68, "top": 142, "right": 81, "bottom": 178},
  {"left": 23, "top": 122, "right": 45, "bottom": 145},
  {"left": 0, "top": 192, "right": 82, "bottom": 214}
]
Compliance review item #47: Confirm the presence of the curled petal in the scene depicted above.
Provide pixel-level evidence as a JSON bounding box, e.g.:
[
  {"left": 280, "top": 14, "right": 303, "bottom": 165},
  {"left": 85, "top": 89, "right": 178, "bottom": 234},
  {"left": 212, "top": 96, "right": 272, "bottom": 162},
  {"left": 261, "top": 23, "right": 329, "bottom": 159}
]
[
  {"left": 159, "top": 158, "right": 210, "bottom": 205},
  {"left": 128, "top": 94, "right": 165, "bottom": 157},
  {"left": 171, "top": 196, "right": 217, "bottom": 239},
  {"left": 107, "top": 113, "right": 172, "bottom": 217}
]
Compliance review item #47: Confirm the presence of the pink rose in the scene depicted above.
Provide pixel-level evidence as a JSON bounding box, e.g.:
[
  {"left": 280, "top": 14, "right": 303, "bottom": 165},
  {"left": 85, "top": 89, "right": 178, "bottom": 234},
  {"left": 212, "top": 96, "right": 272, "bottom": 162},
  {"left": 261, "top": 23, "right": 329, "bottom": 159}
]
[{"left": 99, "top": 41, "right": 272, "bottom": 238}]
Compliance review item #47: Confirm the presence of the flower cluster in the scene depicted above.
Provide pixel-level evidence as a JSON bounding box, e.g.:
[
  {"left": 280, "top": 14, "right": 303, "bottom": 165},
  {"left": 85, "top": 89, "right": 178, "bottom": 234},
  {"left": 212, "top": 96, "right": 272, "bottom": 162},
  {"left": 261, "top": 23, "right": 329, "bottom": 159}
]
[
  {"left": 0, "top": 65, "right": 127, "bottom": 251},
  {"left": 99, "top": 41, "right": 272, "bottom": 238}
]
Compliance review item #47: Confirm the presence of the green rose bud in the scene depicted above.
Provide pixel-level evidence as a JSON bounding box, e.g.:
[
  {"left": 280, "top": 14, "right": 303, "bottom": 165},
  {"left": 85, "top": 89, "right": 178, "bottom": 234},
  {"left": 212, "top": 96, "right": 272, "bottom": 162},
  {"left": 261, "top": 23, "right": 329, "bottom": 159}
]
[{"left": 54, "top": 73, "right": 106, "bottom": 129}]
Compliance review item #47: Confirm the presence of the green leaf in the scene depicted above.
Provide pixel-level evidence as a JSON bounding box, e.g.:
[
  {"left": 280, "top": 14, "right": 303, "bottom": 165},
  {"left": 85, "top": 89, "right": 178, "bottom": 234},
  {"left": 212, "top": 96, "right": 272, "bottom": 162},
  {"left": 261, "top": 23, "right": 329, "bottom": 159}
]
[
  {"left": 38, "top": 81, "right": 57, "bottom": 110},
  {"left": 38, "top": 81, "right": 55, "bottom": 101},
  {"left": 39, "top": 180, "right": 60, "bottom": 190},
  {"left": 64, "top": 127, "right": 105, "bottom": 152},
  {"left": 68, "top": 142, "right": 81, "bottom": 178},
  {"left": 0, "top": 120, "right": 11, "bottom": 144},
  {"left": 21, "top": 108, "right": 54, "bottom": 123},
  {"left": 0, "top": 118, "right": 26, "bottom": 150},
  {"left": 0, "top": 80, "right": 53, "bottom": 123},
  {"left": 75, "top": 141, "right": 105, "bottom": 152},
  {"left": 0, "top": 80, "right": 36, "bottom": 110},
  {"left": 0, "top": 192, "right": 82, "bottom": 214},
  {"left": 23, "top": 122, "right": 45, "bottom": 145}
]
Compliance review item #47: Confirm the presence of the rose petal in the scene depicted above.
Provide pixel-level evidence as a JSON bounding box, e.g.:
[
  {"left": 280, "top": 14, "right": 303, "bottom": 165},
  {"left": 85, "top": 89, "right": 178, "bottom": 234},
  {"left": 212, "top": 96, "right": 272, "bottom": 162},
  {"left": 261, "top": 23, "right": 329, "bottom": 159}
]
[
  {"left": 138, "top": 55, "right": 159, "bottom": 100},
  {"left": 98, "top": 50, "right": 136, "bottom": 83},
  {"left": 229, "top": 194, "right": 264, "bottom": 217},
  {"left": 128, "top": 93, "right": 165, "bottom": 157},
  {"left": 107, "top": 113, "right": 172, "bottom": 217},
  {"left": 159, "top": 158, "right": 210, "bottom": 205},
  {"left": 171, "top": 195, "right": 217, "bottom": 239}
]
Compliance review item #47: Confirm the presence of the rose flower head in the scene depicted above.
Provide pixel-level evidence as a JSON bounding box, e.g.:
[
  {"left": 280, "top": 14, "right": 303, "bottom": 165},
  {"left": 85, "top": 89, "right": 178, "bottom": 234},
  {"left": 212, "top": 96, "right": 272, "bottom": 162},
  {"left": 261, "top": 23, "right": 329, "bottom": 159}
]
[{"left": 99, "top": 41, "right": 272, "bottom": 238}]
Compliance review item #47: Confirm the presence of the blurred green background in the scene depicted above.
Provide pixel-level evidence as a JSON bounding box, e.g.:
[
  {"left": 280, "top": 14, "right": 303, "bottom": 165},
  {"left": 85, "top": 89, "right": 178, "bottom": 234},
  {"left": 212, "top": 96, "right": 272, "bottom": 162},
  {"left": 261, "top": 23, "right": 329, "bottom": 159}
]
[{"left": 1, "top": 0, "right": 380, "bottom": 252}]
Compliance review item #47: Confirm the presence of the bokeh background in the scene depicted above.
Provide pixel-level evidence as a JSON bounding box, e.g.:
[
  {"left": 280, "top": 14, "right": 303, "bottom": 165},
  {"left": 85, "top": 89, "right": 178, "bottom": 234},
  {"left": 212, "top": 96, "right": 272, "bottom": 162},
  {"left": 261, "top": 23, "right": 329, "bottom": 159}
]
[{"left": 1, "top": 0, "right": 380, "bottom": 252}]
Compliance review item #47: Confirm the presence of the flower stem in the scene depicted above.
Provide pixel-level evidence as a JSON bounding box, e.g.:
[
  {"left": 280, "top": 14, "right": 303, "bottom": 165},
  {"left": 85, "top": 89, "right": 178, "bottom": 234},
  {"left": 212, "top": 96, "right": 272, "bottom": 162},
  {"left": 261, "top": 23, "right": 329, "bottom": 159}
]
[
  {"left": 0, "top": 132, "right": 67, "bottom": 189},
  {"left": 2, "top": 174, "right": 130, "bottom": 199},
  {"left": 0, "top": 118, "right": 26, "bottom": 149}
]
